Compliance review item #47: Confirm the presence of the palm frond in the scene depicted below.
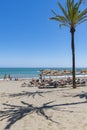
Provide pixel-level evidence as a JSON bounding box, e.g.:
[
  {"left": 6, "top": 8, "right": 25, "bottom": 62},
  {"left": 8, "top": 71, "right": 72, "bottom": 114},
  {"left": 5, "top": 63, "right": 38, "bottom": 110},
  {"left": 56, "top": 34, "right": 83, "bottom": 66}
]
[
  {"left": 57, "top": 2, "right": 69, "bottom": 21},
  {"left": 78, "top": 15, "right": 87, "bottom": 21},
  {"left": 78, "top": 8, "right": 87, "bottom": 19},
  {"left": 66, "top": 0, "right": 71, "bottom": 20},
  {"left": 51, "top": 10, "right": 58, "bottom": 17},
  {"left": 67, "top": 0, "right": 74, "bottom": 21},
  {"left": 49, "top": 16, "right": 66, "bottom": 23},
  {"left": 77, "top": 19, "right": 87, "bottom": 25},
  {"left": 71, "top": 0, "right": 74, "bottom": 6},
  {"left": 77, "top": 15, "right": 87, "bottom": 24},
  {"left": 59, "top": 23, "right": 69, "bottom": 28},
  {"left": 49, "top": 0, "right": 87, "bottom": 28},
  {"left": 77, "top": 0, "right": 82, "bottom": 8}
]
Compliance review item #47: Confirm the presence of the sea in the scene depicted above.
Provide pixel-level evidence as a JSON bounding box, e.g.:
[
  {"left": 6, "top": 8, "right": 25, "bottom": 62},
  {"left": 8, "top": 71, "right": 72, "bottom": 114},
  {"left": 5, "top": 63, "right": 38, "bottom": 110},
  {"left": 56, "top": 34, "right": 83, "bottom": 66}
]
[{"left": 0, "top": 67, "right": 86, "bottom": 80}]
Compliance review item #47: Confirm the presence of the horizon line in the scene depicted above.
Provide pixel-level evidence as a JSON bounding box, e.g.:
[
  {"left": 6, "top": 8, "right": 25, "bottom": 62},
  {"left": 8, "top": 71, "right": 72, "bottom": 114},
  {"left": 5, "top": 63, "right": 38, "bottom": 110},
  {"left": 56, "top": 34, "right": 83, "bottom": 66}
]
[{"left": 0, "top": 66, "right": 87, "bottom": 68}]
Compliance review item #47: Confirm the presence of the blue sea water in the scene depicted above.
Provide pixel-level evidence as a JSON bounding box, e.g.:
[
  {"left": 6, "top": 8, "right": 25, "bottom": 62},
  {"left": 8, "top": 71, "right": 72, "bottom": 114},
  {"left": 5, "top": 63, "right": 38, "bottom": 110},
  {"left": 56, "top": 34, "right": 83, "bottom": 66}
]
[
  {"left": 0, "top": 68, "right": 40, "bottom": 79},
  {"left": 0, "top": 67, "right": 86, "bottom": 79}
]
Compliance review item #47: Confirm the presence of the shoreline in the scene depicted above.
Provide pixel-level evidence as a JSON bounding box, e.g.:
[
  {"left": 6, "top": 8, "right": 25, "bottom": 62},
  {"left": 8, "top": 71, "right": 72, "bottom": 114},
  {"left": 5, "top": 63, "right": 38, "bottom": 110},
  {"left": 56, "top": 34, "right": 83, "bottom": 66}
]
[{"left": 0, "top": 74, "right": 87, "bottom": 81}]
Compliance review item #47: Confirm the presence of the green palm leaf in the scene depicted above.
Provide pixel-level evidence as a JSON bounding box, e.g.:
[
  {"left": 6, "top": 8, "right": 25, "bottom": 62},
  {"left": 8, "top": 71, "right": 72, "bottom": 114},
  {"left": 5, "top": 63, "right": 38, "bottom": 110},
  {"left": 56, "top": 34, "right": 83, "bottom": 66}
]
[
  {"left": 57, "top": 2, "right": 69, "bottom": 21},
  {"left": 50, "top": 0, "right": 87, "bottom": 28}
]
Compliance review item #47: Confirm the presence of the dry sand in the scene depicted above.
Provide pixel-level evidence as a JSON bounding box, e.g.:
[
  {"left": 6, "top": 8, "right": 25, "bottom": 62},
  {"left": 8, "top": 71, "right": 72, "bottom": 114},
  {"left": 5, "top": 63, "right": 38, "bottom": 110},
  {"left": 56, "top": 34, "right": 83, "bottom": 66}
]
[{"left": 0, "top": 79, "right": 87, "bottom": 130}]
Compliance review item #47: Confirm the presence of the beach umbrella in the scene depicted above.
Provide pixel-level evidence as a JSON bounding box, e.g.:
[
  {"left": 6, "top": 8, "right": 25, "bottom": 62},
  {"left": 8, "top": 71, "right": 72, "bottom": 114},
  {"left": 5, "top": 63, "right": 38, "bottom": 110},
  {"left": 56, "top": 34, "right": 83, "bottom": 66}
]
[
  {"left": 52, "top": 70, "right": 62, "bottom": 80},
  {"left": 39, "top": 69, "right": 47, "bottom": 80},
  {"left": 53, "top": 70, "right": 61, "bottom": 75},
  {"left": 45, "top": 70, "right": 52, "bottom": 79},
  {"left": 62, "top": 70, "right": 71, "bottom": 80},
  {"left": 42, "top": 70, "right": 51, "bottom": 75},
  {"left": 81, "top": 70, "right": 87, "bottom": 74},
  {"left": 62, "top": 70, "right": 71, "bottom": 75},
  {"left": 41, "top": 70, "right": 51, "bottom": 79},
  {"left": 80, "top": 70, "right": 87, "bottom": 78}
]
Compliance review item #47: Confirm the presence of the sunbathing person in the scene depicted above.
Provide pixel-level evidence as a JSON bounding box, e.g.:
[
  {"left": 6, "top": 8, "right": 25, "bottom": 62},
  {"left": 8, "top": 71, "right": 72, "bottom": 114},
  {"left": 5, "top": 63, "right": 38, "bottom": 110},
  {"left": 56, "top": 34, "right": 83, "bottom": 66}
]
[{"left": 30, "top": 79, "right": 40, "bottom": 87}]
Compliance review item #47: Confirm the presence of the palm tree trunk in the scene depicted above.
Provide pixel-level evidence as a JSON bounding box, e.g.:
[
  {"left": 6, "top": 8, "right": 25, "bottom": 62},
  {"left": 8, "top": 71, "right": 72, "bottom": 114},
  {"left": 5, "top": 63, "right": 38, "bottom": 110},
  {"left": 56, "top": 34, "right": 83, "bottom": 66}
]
[{"left": 70, "top": 27, "right": 76, "bottom": 88}]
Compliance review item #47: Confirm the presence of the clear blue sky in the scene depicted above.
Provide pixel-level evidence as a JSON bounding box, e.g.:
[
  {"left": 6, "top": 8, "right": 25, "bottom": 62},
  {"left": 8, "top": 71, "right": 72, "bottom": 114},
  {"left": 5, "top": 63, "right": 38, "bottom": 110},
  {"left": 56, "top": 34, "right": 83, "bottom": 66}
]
[{"left": 0, "top": 0, "right": 87, "bottom": 68}]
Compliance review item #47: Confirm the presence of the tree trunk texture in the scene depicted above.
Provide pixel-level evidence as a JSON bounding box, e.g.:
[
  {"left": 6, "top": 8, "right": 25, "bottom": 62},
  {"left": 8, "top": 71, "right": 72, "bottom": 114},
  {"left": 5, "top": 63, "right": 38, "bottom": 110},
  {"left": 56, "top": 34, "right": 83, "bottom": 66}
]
[{"left": 70, "top": 27, "right": 76, "bottom": 88}]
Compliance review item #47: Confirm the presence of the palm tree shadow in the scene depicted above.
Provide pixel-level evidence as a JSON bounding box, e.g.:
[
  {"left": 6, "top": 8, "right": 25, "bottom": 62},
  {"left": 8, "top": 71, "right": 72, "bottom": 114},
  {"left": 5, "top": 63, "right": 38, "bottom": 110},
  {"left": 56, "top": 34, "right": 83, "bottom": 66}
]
[
  {"left": 73, "top": 92, "right": 87, "bottom": 100},
  {"left": 0, "top": 100, "right": 87, "bottom": 129},
  {"left": 0, "top": 101, "right": 58, "bottom": 129},
  {"left": 9, "top": 90, "right": 53, "bottom": 98}
]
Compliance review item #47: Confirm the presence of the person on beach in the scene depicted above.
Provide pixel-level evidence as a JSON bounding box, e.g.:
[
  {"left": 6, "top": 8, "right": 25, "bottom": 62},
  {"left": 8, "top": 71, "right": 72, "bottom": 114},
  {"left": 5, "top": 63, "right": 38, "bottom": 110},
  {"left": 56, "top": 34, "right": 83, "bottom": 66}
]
[
  {"left": 8, "top": 74, "right": 10, "bottom": 79},
  {"left": 8, "top": 74, "right": 12, "bottom": 80},
  {"left": 39, "top": 74, "right": 42, "bottom": 83},
  {"left": 4, "top": 74, "right": 7, "bottom": 80}
]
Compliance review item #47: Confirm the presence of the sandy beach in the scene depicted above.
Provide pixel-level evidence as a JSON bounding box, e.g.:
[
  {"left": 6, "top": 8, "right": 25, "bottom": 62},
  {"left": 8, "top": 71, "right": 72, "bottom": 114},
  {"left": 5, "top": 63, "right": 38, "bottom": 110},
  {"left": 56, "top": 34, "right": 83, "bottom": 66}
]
[{"left": 0, "top": 79, "right": 87, "bottom": 130}]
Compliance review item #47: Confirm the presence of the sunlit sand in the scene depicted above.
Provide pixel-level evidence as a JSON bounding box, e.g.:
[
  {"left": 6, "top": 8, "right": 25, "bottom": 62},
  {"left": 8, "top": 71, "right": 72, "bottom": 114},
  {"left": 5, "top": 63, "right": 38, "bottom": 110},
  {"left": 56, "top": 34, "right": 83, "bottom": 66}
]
[{"left": 0, "top": 79, "right": 87, "bottom": 130}]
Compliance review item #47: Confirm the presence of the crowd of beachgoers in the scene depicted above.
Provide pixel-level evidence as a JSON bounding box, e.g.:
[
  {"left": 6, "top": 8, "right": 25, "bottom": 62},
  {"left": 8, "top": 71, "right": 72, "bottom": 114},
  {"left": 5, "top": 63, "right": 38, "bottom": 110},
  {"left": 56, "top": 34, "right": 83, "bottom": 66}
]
[
  {"left": 21, "top": 76, "right": 86, "bottom": 89},
  {"left": 2, "top": 69, "right": 87, "bottom": 89}
]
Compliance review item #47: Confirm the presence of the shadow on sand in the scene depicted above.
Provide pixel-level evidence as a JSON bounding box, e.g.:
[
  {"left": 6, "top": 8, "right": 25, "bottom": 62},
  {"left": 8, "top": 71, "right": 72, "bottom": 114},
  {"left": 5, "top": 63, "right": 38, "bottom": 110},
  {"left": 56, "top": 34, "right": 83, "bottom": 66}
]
[
  {"left": 0, "top": 100, "right": 87, "bottom": 129},
  {"left": 73, "top": 92, "right": 87, "bottom": 100},
  {"left": 9, "top": 90, "right": 53, "bottom": 98},
  {"left": 3, "top": 88, "right": 71, "bottom": 99}
]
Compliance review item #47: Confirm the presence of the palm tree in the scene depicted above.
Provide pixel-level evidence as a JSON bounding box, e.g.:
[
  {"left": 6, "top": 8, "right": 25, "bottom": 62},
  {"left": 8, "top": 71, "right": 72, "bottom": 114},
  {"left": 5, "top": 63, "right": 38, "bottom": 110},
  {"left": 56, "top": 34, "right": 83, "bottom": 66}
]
[{"left": 49, "top": 0, "right": 87, "bottom": 88}]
